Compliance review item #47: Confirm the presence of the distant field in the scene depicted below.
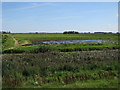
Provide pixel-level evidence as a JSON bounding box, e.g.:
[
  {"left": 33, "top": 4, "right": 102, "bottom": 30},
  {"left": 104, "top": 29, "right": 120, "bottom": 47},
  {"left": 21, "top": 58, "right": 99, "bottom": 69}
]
[
  {"left": 13, "top": 33, "right": 118, "bottom": 42},
  {"left": 2, "top": 33, "right": 119, "bottom": 53}
]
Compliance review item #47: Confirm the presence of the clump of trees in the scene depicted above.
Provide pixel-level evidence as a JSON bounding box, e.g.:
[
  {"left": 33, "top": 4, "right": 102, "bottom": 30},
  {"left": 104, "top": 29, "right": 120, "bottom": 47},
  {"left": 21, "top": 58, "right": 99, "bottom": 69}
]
[
  {"left": 94, "top": 32, "right": 113, "bottom": 34},
  {"left": 1, "top": 31, "right": 11, "bottom": 34},
  {"left": 63, "top": 31, "right": 79, "bottom": 34},
  {"left": 116, "top": 32, "right": 120, "bottom": 34}
]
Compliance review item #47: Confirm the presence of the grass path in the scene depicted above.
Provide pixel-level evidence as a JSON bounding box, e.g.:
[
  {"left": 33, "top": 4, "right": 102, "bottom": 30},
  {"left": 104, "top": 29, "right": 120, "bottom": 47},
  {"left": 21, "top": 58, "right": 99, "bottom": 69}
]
[
  {"left": 12, "top": 36, "right": 19, "bottom": 47},
  {"left": 2, "top": 34, "right": 15, "bottom": 50},
  {"left": 12, "top": 36, "right": 29, "bottom": 47}
]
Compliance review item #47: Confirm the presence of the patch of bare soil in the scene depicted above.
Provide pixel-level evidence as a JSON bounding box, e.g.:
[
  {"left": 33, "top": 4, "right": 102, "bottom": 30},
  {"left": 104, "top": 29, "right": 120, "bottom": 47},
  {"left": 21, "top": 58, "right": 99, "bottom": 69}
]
[{"left": 12, "top": 37, "right": 19, "bottom": 47}]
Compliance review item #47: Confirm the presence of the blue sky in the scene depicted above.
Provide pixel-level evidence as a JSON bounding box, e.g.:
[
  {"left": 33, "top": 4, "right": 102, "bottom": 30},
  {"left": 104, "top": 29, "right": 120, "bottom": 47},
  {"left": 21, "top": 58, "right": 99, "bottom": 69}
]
[{"left": 2, "top": 2, "right": 118, "bottom": 33}]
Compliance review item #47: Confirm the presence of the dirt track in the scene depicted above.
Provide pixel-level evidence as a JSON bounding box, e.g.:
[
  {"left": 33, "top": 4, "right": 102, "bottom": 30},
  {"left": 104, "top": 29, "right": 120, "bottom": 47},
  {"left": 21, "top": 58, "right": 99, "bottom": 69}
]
[
  {"left": 12, "top": 37, "right": 19, "bottom": 47},
  {"left": 24, "top": 40, "right": 29, "bottom": 44}
]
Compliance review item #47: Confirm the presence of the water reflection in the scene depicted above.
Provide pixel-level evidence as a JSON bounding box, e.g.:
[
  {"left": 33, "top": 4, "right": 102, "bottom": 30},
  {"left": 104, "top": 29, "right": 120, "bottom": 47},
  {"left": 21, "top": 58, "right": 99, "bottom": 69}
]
[{"left": 43, "top": 40, "right": 115, "bottom": 44}]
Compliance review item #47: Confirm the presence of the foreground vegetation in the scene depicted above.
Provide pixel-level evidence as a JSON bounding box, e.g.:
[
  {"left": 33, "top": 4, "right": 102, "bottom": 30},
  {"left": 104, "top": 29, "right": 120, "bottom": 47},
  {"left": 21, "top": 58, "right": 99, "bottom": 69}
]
[
  {"left": 2, "top": 33, "right": 119, "bottom": 88},
  {"left": 2, "top": 50, "right": 119, "bottom": 88}
]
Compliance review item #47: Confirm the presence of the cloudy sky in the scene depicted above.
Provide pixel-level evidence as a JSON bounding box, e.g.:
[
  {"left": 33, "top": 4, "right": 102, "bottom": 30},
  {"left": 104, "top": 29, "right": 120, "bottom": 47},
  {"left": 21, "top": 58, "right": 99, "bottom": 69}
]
[{"left": 2, "top": 2, "right": 118, "bottom": 33}]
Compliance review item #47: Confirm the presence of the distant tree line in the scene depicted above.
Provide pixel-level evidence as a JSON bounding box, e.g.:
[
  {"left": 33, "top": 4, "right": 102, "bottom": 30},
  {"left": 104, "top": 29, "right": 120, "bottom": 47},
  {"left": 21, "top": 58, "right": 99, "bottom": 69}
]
[
  {"left": 63, "top": 31, "right": 79, "bottom": 34},
  {"left": 1, "top": 31, "right": 119, "bottom": 34},
  {"left": 94, "top": 32, "right": 112, "bottom": 34},
  {"left": 1, "top": 31, "right": 11, "bottom": 34},
  {"left": 94, "top": 32, "right": 119, "bottom": 34}
]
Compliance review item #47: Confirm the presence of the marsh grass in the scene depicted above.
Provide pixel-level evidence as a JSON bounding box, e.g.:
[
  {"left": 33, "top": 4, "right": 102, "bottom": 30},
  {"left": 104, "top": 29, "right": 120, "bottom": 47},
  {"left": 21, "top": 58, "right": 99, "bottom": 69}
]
[{"left": 2, "top": 50, "right": 119, "bottom": 88}]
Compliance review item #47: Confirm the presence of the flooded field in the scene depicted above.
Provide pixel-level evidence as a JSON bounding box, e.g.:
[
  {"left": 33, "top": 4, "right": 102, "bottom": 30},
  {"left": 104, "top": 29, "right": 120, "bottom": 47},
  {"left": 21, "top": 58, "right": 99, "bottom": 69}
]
[{"left": 42, "top": 39, "right": 115, "bottom": 44}]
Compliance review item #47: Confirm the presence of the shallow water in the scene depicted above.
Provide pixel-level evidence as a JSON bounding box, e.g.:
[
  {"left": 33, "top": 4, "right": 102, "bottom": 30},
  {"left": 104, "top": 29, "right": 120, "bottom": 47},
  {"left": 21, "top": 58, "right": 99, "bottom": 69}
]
[{"left": 42, "top": 40, "right": 115, "bottom": 44}]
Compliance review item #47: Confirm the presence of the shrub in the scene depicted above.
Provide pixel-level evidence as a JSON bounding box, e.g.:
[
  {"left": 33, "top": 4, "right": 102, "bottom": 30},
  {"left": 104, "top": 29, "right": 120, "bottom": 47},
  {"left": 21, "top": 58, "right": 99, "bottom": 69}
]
[
  {"left": 22, "top": 69, "right": 30, "bottom": 77},
  {"left": 89, "top": 63, "right": 98, "bottom": 70},
  {"left": 57, "top": 65, "right": 79, "bottom": 72},
  {"left": 22, "top": 68, "right": 40, "bottom": 77},
  {"left": 60, "top": 49, "right": 73, "bottom": 52},
  {"left": 30, "top": 46, "right": 52, "bottom": 53},
  {"left": 3, "top": 49, "right": 25, "bottom": 54},
  {"left": 39, "top": 67, "right": 48, "bottom": 77}
]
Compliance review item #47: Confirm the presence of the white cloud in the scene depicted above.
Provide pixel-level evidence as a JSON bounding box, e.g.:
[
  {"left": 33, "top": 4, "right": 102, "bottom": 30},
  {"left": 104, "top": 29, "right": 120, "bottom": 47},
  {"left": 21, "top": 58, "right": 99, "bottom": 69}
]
[
  {"left": 50, "top": 16, "right": 82, "bottom": 20},
  {"left": 93, "top": 24, "right": 118, "bottom": 33},
  {"left": 15, "top": 2, "right": 57, "bottom": 10}
]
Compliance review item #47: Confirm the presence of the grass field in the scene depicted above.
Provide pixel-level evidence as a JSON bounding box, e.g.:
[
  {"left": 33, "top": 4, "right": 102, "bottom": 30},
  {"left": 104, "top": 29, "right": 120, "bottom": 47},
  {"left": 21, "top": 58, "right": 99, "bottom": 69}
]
[
  {"left": 2, "top": 33, "right": 119, "bottom": 88},
  {"left": 2, "top": 33, "right": 119, "bottom": 53},
  {"left": 12, "top": 33, "right": 118, "bottom": 44}
]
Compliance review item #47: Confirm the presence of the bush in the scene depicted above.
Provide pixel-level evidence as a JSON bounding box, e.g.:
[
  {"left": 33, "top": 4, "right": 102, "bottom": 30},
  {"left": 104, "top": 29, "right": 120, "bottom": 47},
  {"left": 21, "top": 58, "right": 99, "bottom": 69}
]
[
  {"left": 2, "top": 35, "right": 8, "bottom": 44},
  {"left": 88, "top": 63, "right": 98, "bottom": 70},
  {"left": 60, "top": 49, "right": 73, "bottom": 52},
  {"left": 57, "top": 65, "right": 79, "bottom": 72},
  {"left": 3, "top": 49, "right": 25, "bottom": 54},
  {"left": 22, "top": 69, "right": 30, "bottom": 77},
  {"left": 30, "top": 46, "right": 52, "bottom": 53},
  {"left": 22, "top": 68, "right": 40, "bottom": 77},
  {"left": 39, "top": 67, "right": 48, "bottom": 77}
]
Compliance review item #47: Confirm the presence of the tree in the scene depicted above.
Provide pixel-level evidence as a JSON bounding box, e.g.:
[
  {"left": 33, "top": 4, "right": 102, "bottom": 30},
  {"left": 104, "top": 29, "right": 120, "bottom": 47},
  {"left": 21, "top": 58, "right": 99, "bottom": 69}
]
[{"left": 63, "top": 31, "right": 79, "bottom": 34}]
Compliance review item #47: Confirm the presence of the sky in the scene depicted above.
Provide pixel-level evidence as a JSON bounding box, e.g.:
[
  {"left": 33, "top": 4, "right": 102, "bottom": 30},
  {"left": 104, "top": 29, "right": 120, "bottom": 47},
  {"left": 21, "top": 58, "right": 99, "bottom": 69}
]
[{"left": 2, "top": 2, "right": 118, "bottom": 33}]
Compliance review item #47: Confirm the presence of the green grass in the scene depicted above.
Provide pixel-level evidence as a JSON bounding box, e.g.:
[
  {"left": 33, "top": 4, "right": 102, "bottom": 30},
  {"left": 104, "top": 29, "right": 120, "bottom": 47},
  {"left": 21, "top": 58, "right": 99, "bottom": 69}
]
[
  {"left": 2, "top": 34, "right": 15, "bottom": 50},
  {"left": 2, "top": 43, "right": 119, "bottom": 54},
  {"left": 12, "top": 33, "right": 118, "bottom": 41},
  {"left": 19, "top": 79, "right": 118, "bottom": 88},
  {"left": 2, "top": 33, "right": 119, "bottom": 53},
  {"left": 2, "top": 33, "right": 119, "bottom": 88},
  {"left": 2, "top": 50, "right": 119, "bottom": 88},
  {"left": 33, "top": 79, "right": 118, "bottom": 88}
]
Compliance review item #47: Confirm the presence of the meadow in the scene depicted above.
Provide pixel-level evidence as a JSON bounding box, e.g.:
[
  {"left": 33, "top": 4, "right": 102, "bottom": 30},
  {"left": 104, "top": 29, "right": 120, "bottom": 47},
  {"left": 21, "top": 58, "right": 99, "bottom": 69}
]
[
  {"left": 2, "top": 33, "right": 119, "bottom": 53},
  {"left": 2, "top": 33, "right": 119, "bottom": 88}
]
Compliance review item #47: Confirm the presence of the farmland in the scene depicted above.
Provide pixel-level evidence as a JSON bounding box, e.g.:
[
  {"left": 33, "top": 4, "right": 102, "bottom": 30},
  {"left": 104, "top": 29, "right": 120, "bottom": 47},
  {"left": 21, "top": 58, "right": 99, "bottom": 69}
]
[{"left": 2, "top": 33, "right": 119, "bottom": 88}]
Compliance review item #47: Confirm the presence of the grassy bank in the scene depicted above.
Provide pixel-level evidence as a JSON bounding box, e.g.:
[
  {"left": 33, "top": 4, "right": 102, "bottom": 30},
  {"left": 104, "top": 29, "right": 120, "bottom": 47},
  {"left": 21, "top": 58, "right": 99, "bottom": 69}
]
[
  {"left": 2, "top": 34, "right": 15, "bottom": 50},
  {"left": 2, "top": 43, "right": 119, "bottom": 54}
]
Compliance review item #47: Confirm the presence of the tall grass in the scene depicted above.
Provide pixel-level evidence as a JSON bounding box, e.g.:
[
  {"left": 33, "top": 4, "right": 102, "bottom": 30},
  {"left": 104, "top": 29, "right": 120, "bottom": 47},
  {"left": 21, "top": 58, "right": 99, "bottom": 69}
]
[
  {"left": 2, "top": 50, "right": 119, "bottom": 88},
  {"left": 2, "top": 33, "right": 119, "bottom": 88},
  {"left": 2, "top": 43, "right": 119, "bottom": 54},
  {"left": 2, "top": 34, "right": 15, "bottom": 50}
]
